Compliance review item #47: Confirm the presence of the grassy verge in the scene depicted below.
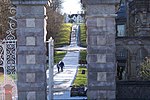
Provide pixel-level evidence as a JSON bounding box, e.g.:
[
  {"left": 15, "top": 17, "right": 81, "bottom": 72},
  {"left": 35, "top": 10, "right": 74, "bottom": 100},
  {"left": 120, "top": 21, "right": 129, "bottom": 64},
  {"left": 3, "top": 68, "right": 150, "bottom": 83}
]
[
  {"left": 55, "top": 23, "right": 72, "bottom": 47},
  {"left": 54, "top": 50, "right": 66, "bottom": 64},
  {"left": 73, "top": 66, "right": 87, "bottom": 86},
  {"left": 79, "top": 50, "right": 87, "bottom": 64},
  {"left": 80, "top": 23, "right": 86, "bottom": 47}
]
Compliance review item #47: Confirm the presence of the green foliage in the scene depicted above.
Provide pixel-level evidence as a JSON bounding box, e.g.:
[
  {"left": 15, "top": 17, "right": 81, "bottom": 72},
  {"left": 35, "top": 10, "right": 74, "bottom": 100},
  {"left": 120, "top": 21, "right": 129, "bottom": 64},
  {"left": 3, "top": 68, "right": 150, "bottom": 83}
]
[
  {"left": 54, "top": 51, "right": 66, "bottom": 64},
  {"left": 73, "top": 66, "right": 87, "bottom": 86},
  {"left": 80, "top": 23, "right": 86, "bottom": 47},
  {"left": 79, "top": 50, "right": 87, "bottom": 63},
  {"left": 139, "top": 58, "right": 150, "bottom": 80},
  {"left": 55, "top": 23, "right": 72, "bottom": 47},
  {"left": 0, "top": 74, "right": 4, "bottom": 84}
]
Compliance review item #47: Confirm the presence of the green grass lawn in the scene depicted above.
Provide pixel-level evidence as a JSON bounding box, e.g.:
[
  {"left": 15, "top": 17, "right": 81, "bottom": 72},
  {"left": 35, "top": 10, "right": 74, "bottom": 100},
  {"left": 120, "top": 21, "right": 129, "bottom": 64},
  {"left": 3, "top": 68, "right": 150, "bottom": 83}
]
[
  {"left": 55, "top": 23, "right": 72, "bottom": 47},
  {"left": 73, "top": 66, "right": 87, "bottom": 86},
  {"left": 79, "top": 50, "right": 87, "bottom": 64},
  {"left": 80, "top": 23, "right": 87, "bottom": 47},
  {"left": 54, "top": 51, "right": 67, "bottom": 64}
]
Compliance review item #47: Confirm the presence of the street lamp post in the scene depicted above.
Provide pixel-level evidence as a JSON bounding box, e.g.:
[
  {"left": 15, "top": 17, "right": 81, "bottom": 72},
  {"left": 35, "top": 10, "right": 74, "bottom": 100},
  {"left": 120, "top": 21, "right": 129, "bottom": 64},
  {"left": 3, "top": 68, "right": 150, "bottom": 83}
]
[{"left": 48, "top": 37, "right": 54, "bottom": 100}]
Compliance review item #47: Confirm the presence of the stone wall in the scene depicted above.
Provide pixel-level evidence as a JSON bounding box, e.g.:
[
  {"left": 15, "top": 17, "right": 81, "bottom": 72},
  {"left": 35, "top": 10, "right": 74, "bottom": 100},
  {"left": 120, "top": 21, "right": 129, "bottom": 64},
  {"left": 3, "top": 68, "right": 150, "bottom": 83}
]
[
  {"left": 12, "top": 1, "right": 48, "bottom": 100},
  {"left": 82, "top": 0, "right": 119, "bottom": 99},
  {"left": 117, "top": 81, "right": 150, "bottom": 100}
]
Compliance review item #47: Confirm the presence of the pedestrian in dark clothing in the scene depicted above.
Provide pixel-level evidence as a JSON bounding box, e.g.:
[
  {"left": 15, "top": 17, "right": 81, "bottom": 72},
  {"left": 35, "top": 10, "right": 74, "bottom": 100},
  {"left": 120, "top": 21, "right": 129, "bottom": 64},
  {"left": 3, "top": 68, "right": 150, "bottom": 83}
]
[
  {"left": 57, "top": 64, "right": 60, "bottom": 73},
  {"left": 59, "top": 61, "right": 64, "bottom": 72}
]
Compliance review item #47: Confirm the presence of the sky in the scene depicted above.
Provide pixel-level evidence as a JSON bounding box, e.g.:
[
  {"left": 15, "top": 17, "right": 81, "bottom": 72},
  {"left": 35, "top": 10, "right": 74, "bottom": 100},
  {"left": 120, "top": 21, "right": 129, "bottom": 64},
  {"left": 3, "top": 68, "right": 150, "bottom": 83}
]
[{"left": 61, "top": 0, "right": 82, "bottom": 14}]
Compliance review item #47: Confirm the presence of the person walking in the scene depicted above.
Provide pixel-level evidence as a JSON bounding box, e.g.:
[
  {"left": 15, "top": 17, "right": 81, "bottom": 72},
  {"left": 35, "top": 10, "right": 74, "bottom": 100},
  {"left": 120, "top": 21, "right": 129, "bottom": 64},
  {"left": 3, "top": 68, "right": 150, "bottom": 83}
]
[
  {"left": 57, "top": 63, "right": 60, "bottom": 73},
  {"left": 59, "top": 61, "right": 64, "bottom": 72}
]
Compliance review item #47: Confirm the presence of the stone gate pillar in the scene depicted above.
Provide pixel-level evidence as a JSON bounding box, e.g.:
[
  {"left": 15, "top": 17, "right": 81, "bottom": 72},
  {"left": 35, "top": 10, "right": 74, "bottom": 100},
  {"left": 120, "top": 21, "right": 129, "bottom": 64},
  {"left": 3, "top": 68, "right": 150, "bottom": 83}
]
[
  {"left": 12, "top": 0, "right": 49, "bottom": 100},
  {"left": 82, "top": 0, "right": 119, "bottom": 99}
]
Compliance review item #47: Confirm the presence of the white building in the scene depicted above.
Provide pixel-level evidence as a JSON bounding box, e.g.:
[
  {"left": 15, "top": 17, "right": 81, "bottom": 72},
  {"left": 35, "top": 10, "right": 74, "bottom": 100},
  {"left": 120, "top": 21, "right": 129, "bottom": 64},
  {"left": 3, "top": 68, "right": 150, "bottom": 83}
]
[{"left": 64, "top": 12, "right": 85, "bottom": 23}]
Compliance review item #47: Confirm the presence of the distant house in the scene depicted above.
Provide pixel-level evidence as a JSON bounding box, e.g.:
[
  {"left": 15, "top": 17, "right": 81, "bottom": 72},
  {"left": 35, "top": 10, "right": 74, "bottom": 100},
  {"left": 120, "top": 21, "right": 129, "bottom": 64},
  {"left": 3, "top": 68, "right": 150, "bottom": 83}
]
[{"left": 64, "top": 12, "right": 85, "bottom": 23}]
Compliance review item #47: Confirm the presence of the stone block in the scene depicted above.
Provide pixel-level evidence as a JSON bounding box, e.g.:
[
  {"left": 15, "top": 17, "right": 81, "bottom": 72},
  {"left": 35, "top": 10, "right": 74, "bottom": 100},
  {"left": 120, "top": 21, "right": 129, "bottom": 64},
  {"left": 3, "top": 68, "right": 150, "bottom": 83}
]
[
  {"left": 97, "top": 36, "right": 106, "bottom": 45},
  {"left": 87, "top": 54, "right": 97, "bottom": 62},
  {"left": 87, "top": 90, "right": 98, "bottom": 100},
  {"left": 17, "top": 19, "right": 26, "bottom": 28},
  {"left": 26, "top": 73, "right": 35, "bottom": 82},
  {"left": 107, "top": 45, "right": 116, "bottom": 54},
  {"left": 17, "top": 82, "right": 46, "bottom": 91},
  {"left": 17, "top": 28, "right": 44, "bottom": 37},
  {"left": 88, "top": 82, "right": 116, "bottom": 90},
  {"left": 36, "top": 91, "right": 47, "bottom": 100},
  {"left": 26, "top": 18, "right": 35, "bottom": 28},
  {"left": 36, "top": 73, "right": 46, "bottom": 82},
  {"left": 86, "top": 18, "right": 97, "bottom": 27},
  {"left": 107, "top": 91, "right": 116, "bottom": 99},
  {"left": 97, "top": 54, "right": 106, "bottom": 63},
  {"left": 87, "top": 46, "right": 107, "bottom": 54},
  {"left": 106, "top": 54, "right": 115, "bottom": 62},
  {"left": 17, "top": 6, "right": 46, "bottom": 16},
  {"left": 27, "top": 91, "right": 36, "bottom": 100},
  {"left": 18, "top": 55, "right": 26, "bottom": 64},
  {"left": 36, "top": 55, "right": 46, "bottom": 64},
  {"left": 18, "top": 92, "right": 26, "bottom": 100},
  {"left": 86, "top": 5, "right": 116, "bottom": 15},
  {"left": 82, "top": 0, "right": 120, "bottom": 5},
  {"left": 106, "top": 34, "right": 115, "bottom": 44},
  {"left": 17, "top": 64, "right": 45, "bottom": 72},
  {"left": 107, "top": 72, "right": 115, "bottom": 82},
  {"left": 26, "top": 55, "right": 36, "bottom": 64},
  {"left": 98, "top": 90, "right": 107, "bottom": 99},
  {"left": 97, "top": 18, "right": 106, "bottom": 27},
  {"left": 88, "top": 72, "right": 97, "bottom": 81},
  {"left": 87, "top": 36, "right": 97, "bottom": 45},
  {"left": 18, "top": 72, "right": 26, "bottom": 82},
  {"left": 97, "top": 72, "right": 107, "bottom": 81},
  {"left": 17, "top": 46, "right": 46, "bottom": 55},
  {"left": 26, "top": 36, "right": 36, "bottom": 45},
  {"left": 106, "top": 18, "right": 115, "bottom": 27},
  {"left": 87, "top": 27, "right": 107, "bottom": 36},
  {"left": 88, "top": 63, "right": 115, "bottom": 72}
]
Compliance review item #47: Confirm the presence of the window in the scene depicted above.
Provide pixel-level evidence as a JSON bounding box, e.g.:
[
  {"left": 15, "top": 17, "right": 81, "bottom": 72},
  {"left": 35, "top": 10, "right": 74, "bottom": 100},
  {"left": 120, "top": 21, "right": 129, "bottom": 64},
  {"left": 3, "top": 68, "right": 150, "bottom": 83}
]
[{"left": 117, "top": 25, "right": 126, "bottom": 37}]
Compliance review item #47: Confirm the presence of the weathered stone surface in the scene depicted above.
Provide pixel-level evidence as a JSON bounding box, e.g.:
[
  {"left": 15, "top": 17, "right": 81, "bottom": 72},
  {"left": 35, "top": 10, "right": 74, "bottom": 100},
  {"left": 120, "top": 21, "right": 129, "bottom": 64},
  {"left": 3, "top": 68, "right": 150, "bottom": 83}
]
[
  {"left": 85, "top": 0, "right": 118, "bottom": 99},
  {"left": 17, "top": 47, "right": 46, "bottom": 55},
  {"left": 87, "top": 90, "right": 98, "bottom": 100},
  {"left": 97, "top": 18, "right": 106, "bottom": 27},
  {"left": 97, "top": 54, "right": 106, "bottom": 63},
  {"left": 26, "top": 55, "right": 36, "bottom": 64},
  {"left": 17, "top": 64, "right": 45, "bottom": 72},
  {"left": 13, "top": 1, "right": 48, "bottom": 99},
  {"left": 36, "top": 91, "right": 47, "bottom": 100},
  {"left": 106, "top": 54, "right": 115, "bottom": 62},
  {"left": 107, "top": 91, "right": 116, "bottom": 99},
  {"left": 18, "top": 92, "right": 26, "bottom": 100},
  {"left": 88, "top": 63, "right": 116, "bottom": 72},
  {"left": 97, "top": 36, "right": 106, "bottom": 45},
  {"left": 12, "top": 0, "right": 48, "bottom": 5},
  {"left": 97, "top": 72, "right": 107, "bottom": 81},
  {"left": 87, "top": 46, "right": 107, "bottom": 54},
  {"left": 27, "top": 92, "right": 36, "bottom": 100},
  {"left": 82, "top": 0, "right": 120, "bottom": 5},
  {"left": 87, "top": 27, "right": 107, "bottom": 36},
  {"left": 86, "top": 5, "right": 116, "bottom": 15},
  {"left": 17, "top": 82, "right": 46, "bottom": 91},
  {"left": 26, "top": 18, "right": 35, "bottom": 28},
  {"left": 26, "top": 73, "right": 35, "bottom": 82},
  {"left": 26, "top": 36, "right": 36, "bottom": 45}
]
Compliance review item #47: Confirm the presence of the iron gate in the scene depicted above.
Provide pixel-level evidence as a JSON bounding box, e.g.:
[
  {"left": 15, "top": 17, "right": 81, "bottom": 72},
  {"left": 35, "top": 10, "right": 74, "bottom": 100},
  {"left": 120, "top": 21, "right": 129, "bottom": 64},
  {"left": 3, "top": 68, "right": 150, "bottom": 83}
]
[{"left": 0, "top": 5, "right": 17, "bottom": 100}]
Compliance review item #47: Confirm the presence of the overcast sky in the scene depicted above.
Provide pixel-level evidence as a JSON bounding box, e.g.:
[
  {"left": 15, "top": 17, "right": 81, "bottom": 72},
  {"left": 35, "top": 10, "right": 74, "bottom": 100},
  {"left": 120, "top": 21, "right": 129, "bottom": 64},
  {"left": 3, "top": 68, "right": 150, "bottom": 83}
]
[{"left": 61, "top": 0, "right": 82, "bottom": 14}]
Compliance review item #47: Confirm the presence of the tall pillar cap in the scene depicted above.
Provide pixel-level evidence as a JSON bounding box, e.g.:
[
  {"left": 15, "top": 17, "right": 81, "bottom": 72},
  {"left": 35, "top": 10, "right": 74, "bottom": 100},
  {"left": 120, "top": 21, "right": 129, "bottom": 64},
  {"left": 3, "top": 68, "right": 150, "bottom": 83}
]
[
  {"left": 81, "top": 0, "right": 120, "bottom": 5},
  {"left": 11, "top": 0, "right": 51, "bottom": 5}
]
